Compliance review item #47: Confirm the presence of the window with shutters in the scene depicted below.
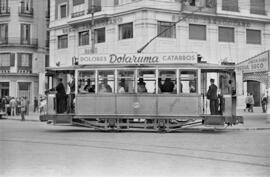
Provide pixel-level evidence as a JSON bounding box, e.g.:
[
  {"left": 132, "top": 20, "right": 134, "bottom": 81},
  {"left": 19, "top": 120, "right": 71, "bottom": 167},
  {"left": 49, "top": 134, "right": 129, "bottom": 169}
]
[
  {"left": 250, "top": 0, "right": 265, "bottom": 15},
  {"left": 0, "top": 53, "right": 10, "bottom": 66},
  {"left": 88, "top": 0, "right": 101, "bottom": 13},
  {"left": 119, "top": 23, "right": 133, "bottom": 40},
  {"left": 79, "top": 31, "right": 89, "bottom": 46},
  {"left": 189, "top": 24, "right": 206, "bottom": 40},
  {"left": 59, "top": 3, "right": 67, "bottom": 18},
  {"left": 246, "top": 29, "right": 261, "bottom": 44},
  {"left": 157, "top": 21, "right": 176, "bottom": 38},
  {"left": 0, "top": 23, "right": 8, "bottom": 44},
  {"left": 95, "top": 28, "right": 105, "bottom": 43},
  {"left": 20, "top": 24, "right": 30, "bottom": 44},
  {"left": 222, "top": 0, "right": 239, "bottom": 12},
  {"left": 218, "top": 27, "right": 234, "bottom": 43},
  {"left": 58, "top": 34, "right": 68, "bottom": 49},
  {"left": 0, "top": 0, "right": 9, "bottom": 14},
  {"left": 18, "top": 53, "right": 32, "bottom": 67}
]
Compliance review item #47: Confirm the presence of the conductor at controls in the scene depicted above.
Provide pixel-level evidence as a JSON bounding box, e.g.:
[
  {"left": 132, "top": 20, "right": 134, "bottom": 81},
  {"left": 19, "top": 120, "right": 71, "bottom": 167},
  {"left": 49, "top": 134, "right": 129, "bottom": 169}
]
[{"left": 207, "top": 78, "right": 218, "bottom": 115}]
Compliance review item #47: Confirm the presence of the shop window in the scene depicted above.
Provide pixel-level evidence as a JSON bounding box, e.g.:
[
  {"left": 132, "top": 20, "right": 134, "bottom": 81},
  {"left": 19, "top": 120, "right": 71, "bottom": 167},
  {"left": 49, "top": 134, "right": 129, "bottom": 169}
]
[
  {"left": 79, "top": 31, "right": 89, "bottom": 46},
  {"left": 179, "top": 70, "right": 197, "bottom": 93},
  {"left": 98, "top": 70, "right": 114, "bottom": 93},
  {"left": 189, "top": 24, "right": 206, "bottom": 40},
  {"left": 137, "top": 69, "right": 156, "bottom": 94},
  {"left": 119, "top": 23, "right": 133, "bottom": 40},
  {"left": 157, "top": 21, "right": 176, "bottom": 38},
  {"left": 58, "top": 34, "right": 68, "bottom": 49},
  {"left": 158, "top": 70, "right": 176, "bottom": 94},
  {"left": 246, "top": 29, "right": 261, "bottom": 45},
  {"left": 78, "top": 70, "right": 96, "bottom": 93},
  {"left": 117, "top": 70, "right": 135, "bottom": 93},
  {"left": 218, "top": 27, "right": 234, "bottom": 43},
  {"left": 94, "top": 28, "right": 105, "bottom": 43}
]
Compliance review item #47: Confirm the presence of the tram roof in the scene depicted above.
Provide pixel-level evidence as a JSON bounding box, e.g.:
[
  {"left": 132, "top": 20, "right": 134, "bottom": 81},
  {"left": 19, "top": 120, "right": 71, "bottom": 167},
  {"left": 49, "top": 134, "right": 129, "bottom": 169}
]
[{"left": 45, "top": 63, "right": 235, "bottom": 73}]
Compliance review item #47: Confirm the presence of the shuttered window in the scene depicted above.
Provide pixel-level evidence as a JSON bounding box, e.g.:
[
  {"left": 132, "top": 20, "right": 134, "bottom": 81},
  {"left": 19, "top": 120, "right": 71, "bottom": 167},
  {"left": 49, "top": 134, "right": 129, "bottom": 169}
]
[
  {"left": 157, "top": 21, "right": 176, "bottom": 38},
  {"left": 73, "top": 0, "right": 85, "bottom": 6},
  {"left": 17, "top": 53, "right": 32, "bottom": 67},
  {"left": 218, "top": 27, "right": 234, "bottom": 43},
  {"left": 79, "top": 31, "right": 89, "bottom": 46},
  {"left": 60, "top": 4, "right": 67, "bottom": 18},
  {"left": 58, "top": 35, "right": 68, "bottom": 49},
  {"left": 250, "top": 0, "right": 265, "bottom": 15},
  {"left": 222, "top": 0, "right": 239, "bottom": 12},
  {"left": 246, "top": 29, "right": 261, "bottom": 44},
  {"left": 189, "top": 24, "right": 206, "bottom": 40},
  {"left": 88, "top": 0, "right": 101, "bottom": 13},
  {"left": 0, "top": 24, "right": 8, "bottom": 43},
  {"left": 0, "top": 53, "right": 10, "bottom": 66}
]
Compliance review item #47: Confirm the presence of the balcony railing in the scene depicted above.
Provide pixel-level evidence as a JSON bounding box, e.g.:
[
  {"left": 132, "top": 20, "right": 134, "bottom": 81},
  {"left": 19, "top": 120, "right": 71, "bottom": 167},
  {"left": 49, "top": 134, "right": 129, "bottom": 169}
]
[
  {"left": 18, "top": 7, "right": 34, "bottom": 17},
  {"left": 71, "top": 10, "right": 85, "bottom": 18},
  {"left": 0, "top": 66, "right": 10, "bottom": 73},
  {"left": 0, "top": 37, "right": 38, "bottom": 48},
  {"left": 250, "top": 9, "right": 266, "bottom": 15},
  {"left": 222, "top": 5, "right": 239, "bottom": 12},
  {"left": 17, "top": 66, "right": 32, "bottom": 74},
  {"left": 0, "top": 7, "right": 10, "bottom": 16}
]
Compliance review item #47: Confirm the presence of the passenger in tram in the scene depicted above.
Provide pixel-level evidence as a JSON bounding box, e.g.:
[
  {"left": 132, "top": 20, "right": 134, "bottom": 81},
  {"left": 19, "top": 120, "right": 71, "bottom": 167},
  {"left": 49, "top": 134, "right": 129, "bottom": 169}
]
[
  {"left": 99, "top": 79, "right": 112, "bottom": 93},
  {"left": 118, "top": 79, "right": 126, "bottom": 93},
  {"left": 137, "top": 78, "right": 147, "bottom": 93},
  {"left": 67, "top": 74, "right": 75, "bottom": 113},
  {"left": 206, "top": 78, "right": 218, "bottom": 115},
  {"left": 49, "top": 78, "right": 67, "bottom": 113},
  {"left": 158, "top": 78, "right": 163, "bottom": 93},
  {"left": 84, "top": 79, "right": 92, "bottom": 92},
  {"left": 162, "top": 78, "right": 174, "bottom": 93}
]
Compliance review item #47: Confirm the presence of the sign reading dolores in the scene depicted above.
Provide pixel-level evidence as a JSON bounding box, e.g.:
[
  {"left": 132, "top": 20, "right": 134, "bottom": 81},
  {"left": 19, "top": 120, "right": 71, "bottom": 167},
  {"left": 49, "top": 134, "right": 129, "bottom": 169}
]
[{"left": 79, "top": 53, "right": 197, "bottom": 65}]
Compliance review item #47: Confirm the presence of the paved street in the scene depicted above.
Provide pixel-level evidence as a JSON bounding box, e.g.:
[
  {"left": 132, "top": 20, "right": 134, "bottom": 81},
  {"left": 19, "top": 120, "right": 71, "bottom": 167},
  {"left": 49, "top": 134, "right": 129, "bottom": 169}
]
[{"left": 1, "top": 111, "right": 270, "bottom": 177}]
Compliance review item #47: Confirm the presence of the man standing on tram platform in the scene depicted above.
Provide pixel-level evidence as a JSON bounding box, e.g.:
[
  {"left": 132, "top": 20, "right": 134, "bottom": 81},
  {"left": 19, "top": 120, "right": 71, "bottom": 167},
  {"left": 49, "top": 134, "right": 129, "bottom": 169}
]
[
  {"left": 49, "top": 78, "right": 66, "bottom": 113},
  {"left": 207, "top": 78, "right": 218, "bottom": 115}
]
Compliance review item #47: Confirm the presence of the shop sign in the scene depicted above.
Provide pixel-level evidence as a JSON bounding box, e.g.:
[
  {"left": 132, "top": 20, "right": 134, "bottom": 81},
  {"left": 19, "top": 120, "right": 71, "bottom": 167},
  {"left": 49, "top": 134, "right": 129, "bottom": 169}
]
[
  {"left": 79, "top": 53, "right": 197, "bottom": 65},
  {"left": 237, "top": 51, "right": 269, "bottom": 73}
]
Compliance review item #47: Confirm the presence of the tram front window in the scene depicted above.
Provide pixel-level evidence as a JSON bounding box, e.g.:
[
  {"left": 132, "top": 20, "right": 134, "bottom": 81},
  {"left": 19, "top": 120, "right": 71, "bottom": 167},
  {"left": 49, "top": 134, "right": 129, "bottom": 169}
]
[
  {"left": 98, "top": 70, "right": 114, "bottom": 93},
  {"left": 180, "top": 70, "right": 198, "bottom": 94},
  {"left": 78, "top": 70, "right": 95, "bottom": 94},
  {"left": 117, "top": 70, "right": 135, "bottom": 93},
  {"left": 158, "top": 70, "right": 176, "bottom": 94},
  {"left": 138, "top": 69, "right": 156, "bottom": 93}
]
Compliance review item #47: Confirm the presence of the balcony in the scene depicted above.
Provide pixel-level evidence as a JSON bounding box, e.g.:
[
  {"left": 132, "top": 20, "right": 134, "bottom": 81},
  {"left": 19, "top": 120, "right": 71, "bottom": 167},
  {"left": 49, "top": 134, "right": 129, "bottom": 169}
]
[
  {"left": 222, "top": 5, "right": 239, "bottom": 12},
  {"left": 0, "top": 66, "right": 10, "bottom": 73},
  {"left": 0, "top": 37, "right": 38, "bottom": 48},
  {"left": 0, "top": 7, "right": 10, "bottom": 16},
  {"left": 71, "top": 10, "right": 85, "bottom": 18},
  {"left": 250, "top": 9, "right": 266, "bottom": 15},
  {"left": 18, "top": 7, "right": 34, "bottom": 17}
]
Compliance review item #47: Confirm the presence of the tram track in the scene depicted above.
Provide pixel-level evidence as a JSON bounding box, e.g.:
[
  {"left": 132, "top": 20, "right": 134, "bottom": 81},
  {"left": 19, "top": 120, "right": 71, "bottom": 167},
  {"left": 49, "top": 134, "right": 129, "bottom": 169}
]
[{"left": 1, "top": 136, "right": 270, "bottom": 168}]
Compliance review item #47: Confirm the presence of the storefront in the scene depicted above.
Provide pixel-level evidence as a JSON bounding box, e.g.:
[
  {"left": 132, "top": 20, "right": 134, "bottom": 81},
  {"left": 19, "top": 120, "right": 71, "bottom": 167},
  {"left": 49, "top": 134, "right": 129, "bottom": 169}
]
[{"left": 237, "top": 50, "right": 269, "bottom": 106}]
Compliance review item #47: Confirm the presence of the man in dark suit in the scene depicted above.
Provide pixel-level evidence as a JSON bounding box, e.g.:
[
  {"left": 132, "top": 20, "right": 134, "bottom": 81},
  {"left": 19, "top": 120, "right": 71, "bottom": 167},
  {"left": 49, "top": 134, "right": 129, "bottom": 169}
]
[
  {"left": 50, "top": 78, "right": 66, "bottom": 113},
  {"left": 207, "top": 78, "right": 218, "bottom": 115}
]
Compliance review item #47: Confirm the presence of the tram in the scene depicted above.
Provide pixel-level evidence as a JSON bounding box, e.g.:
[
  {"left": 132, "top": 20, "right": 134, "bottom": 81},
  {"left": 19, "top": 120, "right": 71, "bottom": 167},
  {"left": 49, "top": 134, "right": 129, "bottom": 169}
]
[{"left": 41, "top": 52, "right": 243, "bottom": 132}]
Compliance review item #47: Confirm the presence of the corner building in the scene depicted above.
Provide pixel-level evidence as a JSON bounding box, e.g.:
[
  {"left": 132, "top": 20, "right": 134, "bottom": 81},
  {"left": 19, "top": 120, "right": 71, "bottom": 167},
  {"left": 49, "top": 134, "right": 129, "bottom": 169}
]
[
  {"left": 0, "top": 0, "right": 49, "bottom": 107},
  {"left": 49, "top": 0, "right": 270, "bottom": 107}
]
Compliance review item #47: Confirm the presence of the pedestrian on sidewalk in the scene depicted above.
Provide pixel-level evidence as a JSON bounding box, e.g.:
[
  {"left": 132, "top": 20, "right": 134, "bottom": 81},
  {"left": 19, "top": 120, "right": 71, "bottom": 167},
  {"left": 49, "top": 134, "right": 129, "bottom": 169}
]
[
  {"left": 10, "top": 97, "right": 17, "bottom": 116},
  {"left": 33, "top": 97, "right": 38, "bottom": 113},
  {"left": 261, "top": 93, "right": 268, "bottom": 113},
  {"left": 244, "top": 93, "right": 251, "bottom": 112},
  {"left": 248, "top": 93, "right": 254, "bottom": 112},
  {"left": 20, "top": 97, "right": 26, "bottom": 121}
]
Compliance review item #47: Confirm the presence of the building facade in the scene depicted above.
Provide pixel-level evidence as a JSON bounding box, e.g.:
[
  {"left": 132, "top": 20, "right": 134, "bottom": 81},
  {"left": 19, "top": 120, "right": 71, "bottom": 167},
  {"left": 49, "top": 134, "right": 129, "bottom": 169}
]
[
  {"left": 0, "top": 0, "right": 49, "bottom": 107},
  {"left": 49, "top": 0, "right": 270, "bottom": 106}
]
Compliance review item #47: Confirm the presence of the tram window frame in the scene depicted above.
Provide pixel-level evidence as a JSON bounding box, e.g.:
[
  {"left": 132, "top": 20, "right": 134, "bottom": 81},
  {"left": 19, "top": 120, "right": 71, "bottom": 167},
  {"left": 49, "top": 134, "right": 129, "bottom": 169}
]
[
  {"left": 117, "top": 69, "right": 135, "bottom": 94},
  {"left": 77, "top": 70, "right": 96, "bottom": 94},
  {"left": 179, "top": 69, "right": 198, "bottom": 94},
  {"left": 137, "top": 69, "right": 156, "bottom": 94},
  {"left": 158, "top": 69, "right": 177, "bottom": 94},
  {"left": 97, "top": 70, "right": 115, "bottom": 94}
]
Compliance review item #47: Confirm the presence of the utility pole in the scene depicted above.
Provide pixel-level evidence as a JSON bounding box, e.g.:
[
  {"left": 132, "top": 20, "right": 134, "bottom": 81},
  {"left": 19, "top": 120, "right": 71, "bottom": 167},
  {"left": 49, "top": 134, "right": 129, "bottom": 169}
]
[{"left": 90, "top": 0, "right": 95, "bottom": 53}]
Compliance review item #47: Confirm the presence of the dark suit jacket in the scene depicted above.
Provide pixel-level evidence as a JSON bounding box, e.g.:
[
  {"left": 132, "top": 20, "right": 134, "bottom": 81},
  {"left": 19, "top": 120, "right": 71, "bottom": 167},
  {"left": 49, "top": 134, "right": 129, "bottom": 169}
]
[{"left": 207, "top": 84, "right": 218, "bottom": 100}]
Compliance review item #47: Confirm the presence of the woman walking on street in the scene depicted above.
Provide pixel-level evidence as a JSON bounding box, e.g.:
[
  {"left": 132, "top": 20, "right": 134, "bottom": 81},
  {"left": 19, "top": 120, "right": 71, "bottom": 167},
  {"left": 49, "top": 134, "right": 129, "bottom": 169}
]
[{"left": 20, "top": 97, "right": 26, "bottom": 121}]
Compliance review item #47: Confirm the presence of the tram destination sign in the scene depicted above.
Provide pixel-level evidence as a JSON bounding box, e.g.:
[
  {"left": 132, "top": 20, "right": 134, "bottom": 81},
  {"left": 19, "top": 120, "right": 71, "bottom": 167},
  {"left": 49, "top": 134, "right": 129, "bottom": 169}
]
[{"left": 78, "top": 53, "right": 197, "bottom": 65}]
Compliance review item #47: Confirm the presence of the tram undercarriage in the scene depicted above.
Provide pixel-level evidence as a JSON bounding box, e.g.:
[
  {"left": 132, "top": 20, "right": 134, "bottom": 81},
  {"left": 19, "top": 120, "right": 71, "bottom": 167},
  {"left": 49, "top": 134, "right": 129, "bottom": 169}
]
[{"left": 40, "top": 114, "right": 243, "bottom": 132}]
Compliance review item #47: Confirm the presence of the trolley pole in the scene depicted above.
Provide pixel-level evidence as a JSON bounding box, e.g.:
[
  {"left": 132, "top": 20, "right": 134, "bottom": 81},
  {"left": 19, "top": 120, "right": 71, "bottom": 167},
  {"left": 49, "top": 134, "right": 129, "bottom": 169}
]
[{"left": 90, "top": 0, "right": 95, "bottom": 54}]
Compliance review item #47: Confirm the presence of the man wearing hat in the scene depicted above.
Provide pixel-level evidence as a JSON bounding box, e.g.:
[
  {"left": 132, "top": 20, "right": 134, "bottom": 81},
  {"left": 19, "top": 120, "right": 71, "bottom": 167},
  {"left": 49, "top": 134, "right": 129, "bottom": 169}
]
[{"left": 207, "top": 78, "right": 218, "bottom": 115}]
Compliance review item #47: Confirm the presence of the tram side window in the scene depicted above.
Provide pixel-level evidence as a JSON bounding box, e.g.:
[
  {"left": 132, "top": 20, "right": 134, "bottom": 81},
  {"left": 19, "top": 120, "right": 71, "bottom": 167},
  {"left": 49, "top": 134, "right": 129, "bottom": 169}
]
[
  {"left": 78, "top": 71, "right": 96, "bottom": 94},
  {"left": 137, "top": 69, "right": 156, "bottom": 94},
  {"left": 98, "top": 70, "right": 114, "bottom": 93},
  {"left": 158, "top": 70, "right": 176, "bottom": 94},
  {"left": 117, "top": 70, "right": 135, "bottom": 93},
  {"left": 180, "top": 70, "right": 197, "bottom": 93}
]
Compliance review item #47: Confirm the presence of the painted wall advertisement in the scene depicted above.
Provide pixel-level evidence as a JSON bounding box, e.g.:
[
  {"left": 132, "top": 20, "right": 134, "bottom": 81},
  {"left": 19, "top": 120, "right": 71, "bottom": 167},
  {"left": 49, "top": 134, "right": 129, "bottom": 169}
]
[
  {"left": 237, "top": 51, "right": 269, "bottom": 73},
  {"left": 78, "top": 53, "right": 197, "bottom": 65}
]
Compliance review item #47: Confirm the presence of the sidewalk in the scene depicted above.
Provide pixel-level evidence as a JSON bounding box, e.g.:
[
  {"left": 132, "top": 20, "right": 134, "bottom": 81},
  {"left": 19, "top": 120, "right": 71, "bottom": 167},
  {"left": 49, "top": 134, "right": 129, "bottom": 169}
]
[{"left": 2, "top": 108, "right": 270, "bottom": 130}]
